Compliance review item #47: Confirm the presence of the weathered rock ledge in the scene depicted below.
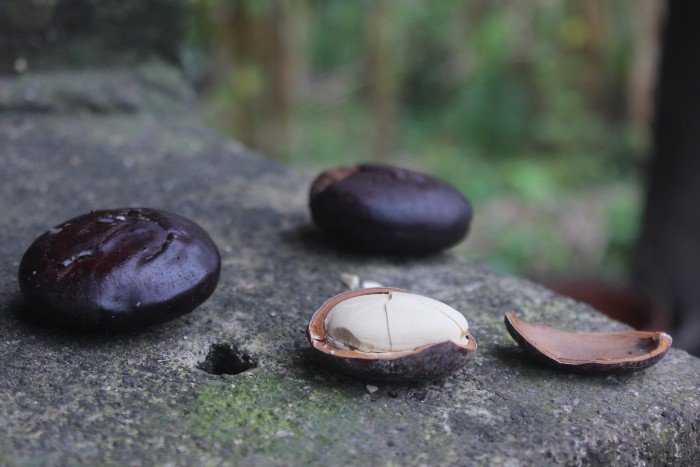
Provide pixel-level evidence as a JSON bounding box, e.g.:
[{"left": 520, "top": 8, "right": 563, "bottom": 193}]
[{"left": 0, "top": 66, "right": 698, "bottom": 466}]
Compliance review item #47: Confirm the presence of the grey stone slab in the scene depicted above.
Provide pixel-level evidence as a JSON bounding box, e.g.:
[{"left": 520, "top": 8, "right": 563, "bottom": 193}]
[{"left": 0, "top": 68, "right": 698, "bottom": 466}]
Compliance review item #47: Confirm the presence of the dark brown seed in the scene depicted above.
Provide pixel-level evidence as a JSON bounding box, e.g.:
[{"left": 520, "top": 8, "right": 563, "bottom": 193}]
[
  {"left": 504, "top": 312, "right": 672, "bottom": 374},
  {"left": 309, "top": 163, "right": 472, "bottom": 255},
  {"left": 18, "top": 208, "right": 221, "bottom": 332},
  {"left": 307, "top": 287, "right": 477, "bottom": 382}
]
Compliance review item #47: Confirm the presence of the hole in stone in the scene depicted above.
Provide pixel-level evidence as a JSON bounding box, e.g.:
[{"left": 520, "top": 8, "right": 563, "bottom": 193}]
[{"left": 197, "top": 343, "right": 257, "bottom": 376}]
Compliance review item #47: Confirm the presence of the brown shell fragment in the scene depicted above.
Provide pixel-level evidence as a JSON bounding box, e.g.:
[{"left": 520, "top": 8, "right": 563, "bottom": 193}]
[
  {"left": 307, "top": 288, "right": 477, "bottom": 382},
  {"left": 504, "top": 312, "right": 672, "bottom": 374}
]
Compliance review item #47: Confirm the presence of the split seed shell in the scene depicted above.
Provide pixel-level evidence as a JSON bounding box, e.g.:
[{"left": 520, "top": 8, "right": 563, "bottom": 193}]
[
  {"left": 308, "top": 288, "right": 477, "bottom": 382},
  {"left": 504, "top": 312, "right": 672, "bottom": 374}
]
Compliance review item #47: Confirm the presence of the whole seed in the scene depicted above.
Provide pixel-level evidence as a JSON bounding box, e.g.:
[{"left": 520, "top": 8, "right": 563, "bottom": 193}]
[
  {"left": 309, "top": 163, "right": 472, "bottom": 255},
  {"left": 18, "top": 208, "right": 221, "bottom": 332}
]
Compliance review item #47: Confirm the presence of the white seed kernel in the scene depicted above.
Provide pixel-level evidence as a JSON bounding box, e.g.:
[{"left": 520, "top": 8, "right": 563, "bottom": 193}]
[{"left": 325, "top": 292, "right": 468, "bottom": 353}]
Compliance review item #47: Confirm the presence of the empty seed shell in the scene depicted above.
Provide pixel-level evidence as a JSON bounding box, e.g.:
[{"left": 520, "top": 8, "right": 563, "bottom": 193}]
[{"left": 504, "top": 312, "right": 672, "bottom": 374}]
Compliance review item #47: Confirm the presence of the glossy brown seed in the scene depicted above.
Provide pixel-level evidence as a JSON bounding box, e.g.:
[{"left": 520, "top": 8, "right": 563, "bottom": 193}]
[
  {"left": 18, "top": 208, "right": 221, "bottom": 332},
  {"left": 307, "top": 287, "right": 477, "bottom": 382},
  {"left": 504, "top": 312, "right": 672, "bottom": 374},
  {"left": 309, "top": 163, "right": 472, "bottom": 255}
]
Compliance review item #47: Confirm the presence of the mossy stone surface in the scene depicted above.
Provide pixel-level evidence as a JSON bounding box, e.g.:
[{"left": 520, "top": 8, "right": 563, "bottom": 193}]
[{"left": 0, "top": 66, "right": 699, "bottom": 466}]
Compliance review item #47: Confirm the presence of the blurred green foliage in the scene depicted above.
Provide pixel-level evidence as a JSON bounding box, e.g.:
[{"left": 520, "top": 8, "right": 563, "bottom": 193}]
[{"left": 188, "top": 0, "right": 653, "bottom": 280}]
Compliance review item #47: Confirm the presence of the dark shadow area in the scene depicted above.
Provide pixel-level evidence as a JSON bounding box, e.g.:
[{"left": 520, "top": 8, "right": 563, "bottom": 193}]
[
  {"left": 197, "top": 343, "right": 257, "bottom": 376},
  {"left": 491, "top": 344, "right": 645, "bottom": 385},
  {"left": 280, "top": 223, "right": 454, "bottom": 265},
  {"left": 491, "top": 344, "right": 549, "bottom": 372},
  {"left": 7, "top": 293, "right": 192, "bottom": 346},
  {"left": 293, "top": 346, "right": 353, "bottom": 383},
  {"left": 292, "top": 344, "right": 444, "bottom": 399}
]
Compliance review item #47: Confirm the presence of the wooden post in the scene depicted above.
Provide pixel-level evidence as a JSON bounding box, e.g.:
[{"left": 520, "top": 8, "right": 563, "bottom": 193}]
[{"left": 635, "top": 0, "right": 700, "bottom": 355}]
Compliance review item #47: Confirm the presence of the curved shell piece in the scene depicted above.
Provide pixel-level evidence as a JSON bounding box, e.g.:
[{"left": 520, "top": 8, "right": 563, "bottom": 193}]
[{"left": 504, "top": 312, "right": 672, "bottom": 374}]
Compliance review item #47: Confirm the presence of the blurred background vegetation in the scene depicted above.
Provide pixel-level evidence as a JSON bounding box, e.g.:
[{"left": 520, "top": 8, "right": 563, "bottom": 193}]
[{"left": 185, "top": 0, "right": 663, "bottom": 281}]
